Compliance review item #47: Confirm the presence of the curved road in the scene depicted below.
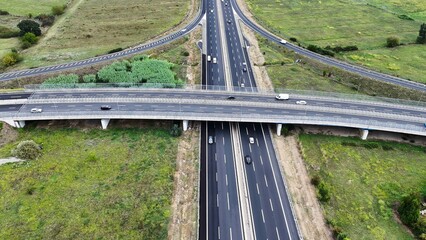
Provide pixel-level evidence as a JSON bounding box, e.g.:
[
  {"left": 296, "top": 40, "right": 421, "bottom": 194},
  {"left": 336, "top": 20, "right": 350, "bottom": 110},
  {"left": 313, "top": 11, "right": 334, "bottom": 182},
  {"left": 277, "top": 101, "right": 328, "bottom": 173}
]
[{"left": 230, "top": 0, "right": 426, "bottom": 92}]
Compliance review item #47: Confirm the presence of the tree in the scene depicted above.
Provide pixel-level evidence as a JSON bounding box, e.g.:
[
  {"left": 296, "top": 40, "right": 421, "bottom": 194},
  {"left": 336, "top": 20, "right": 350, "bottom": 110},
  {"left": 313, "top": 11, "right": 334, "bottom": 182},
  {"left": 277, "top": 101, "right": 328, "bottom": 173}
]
[
  {"left": 12, "top": 140, "right": 42, "bottom": 160},
  {"left": 398, "top": 192, "right": 421, "bottom": 227},
  {"left": 17, "top": 20, "right": 41, "bottom": 36},
  {"left": 51, "top": 5, "right": 66, "bottom": 16},
  {"left": 386, "top": 36, "right": 400, "bottom": 48},
  {"left": 417, "top": 23, "right": 426, "bottom": 44}
]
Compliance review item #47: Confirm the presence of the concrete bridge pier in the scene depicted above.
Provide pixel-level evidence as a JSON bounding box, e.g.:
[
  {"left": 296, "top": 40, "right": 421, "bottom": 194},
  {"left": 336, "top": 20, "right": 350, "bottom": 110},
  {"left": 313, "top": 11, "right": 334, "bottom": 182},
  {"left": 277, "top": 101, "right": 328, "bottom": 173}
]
[
  {"left": 3, "top": 120, "right": 25, "bottom": 128},
  {"left": 276, "top": 123, "right": 283, "bottom": 136},
  {"left": 101, "top": 119, "right": 110, "bottom": 130},
  {"left": 183, "top": 120, "right": 189, "bottom": 131},
  {"left": 360, "top": 129, "right": 369, "bottom": 140}
]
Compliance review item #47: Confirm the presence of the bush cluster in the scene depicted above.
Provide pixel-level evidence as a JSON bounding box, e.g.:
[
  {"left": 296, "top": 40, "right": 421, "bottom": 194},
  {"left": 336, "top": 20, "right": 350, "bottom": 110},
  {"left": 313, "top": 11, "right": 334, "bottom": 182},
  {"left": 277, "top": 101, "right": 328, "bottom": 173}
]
[
  {"left": 17, "top": 20, "right": 41, "bottom": 36},
  {"left": 307, "top": 44, "right": 335, "bottom": 57},
  {"left": 0, "top": 10, "right": 9, "bottom": 15},
  {"left": 51, "top": 5, "right": 67, "bottom": 16},
  {"left": 35, "top": 14, "right": 55, "bottom": 27},
  {"left": 41, "top": 56, "right": 184, "bottom": 89},
  {"left": 325, "top": 45, "right": 358, "bottom": 53},
  {"left": 170, "top": 124, "right": 182, "bottom": 137}
]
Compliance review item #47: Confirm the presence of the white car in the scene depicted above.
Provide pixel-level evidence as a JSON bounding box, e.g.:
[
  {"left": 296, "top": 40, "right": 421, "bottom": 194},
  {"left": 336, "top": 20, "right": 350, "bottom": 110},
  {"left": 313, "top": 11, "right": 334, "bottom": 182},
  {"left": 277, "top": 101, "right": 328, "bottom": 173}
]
[
  {"left": 275, "top": 94, "right": 290, "bottom": 100},
  {"left": 280, "top": 39, "right": 287, "bottom": 44},
  {"left": 207, "top": 55, "right": 211, "bottom": 62},
  {"left": 30, "top": 108, "right": 42, "bottom": 113},
  {"left": 296, "top": 100, "right": 307, "bottom": 105},
  {"left": 208, "top": 136, "right": 214, "bottom": 144},
  {"left": 249, "top": 137, "right": 255, "bottom": 144},
  {"left": 213, "top": 57, "right": 217, "bottom": 64}
]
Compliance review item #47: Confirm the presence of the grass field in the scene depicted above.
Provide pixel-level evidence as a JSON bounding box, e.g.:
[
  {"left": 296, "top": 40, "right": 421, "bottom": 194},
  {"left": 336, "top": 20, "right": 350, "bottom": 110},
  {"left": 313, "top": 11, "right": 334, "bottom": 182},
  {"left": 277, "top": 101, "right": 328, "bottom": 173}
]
[
  {"left": 246, "top": 0, "right": 426, "bottom": 83},
  {"left": 299, "top": 134, "right": 426, "bottom": 239},
  {"left": 0, "top": 0, "right": 68, "bottom": 16},
  {"left": 13, "top": 0, "right": 189, "bottom": 69},
  {"left": 0, "top": 126, "right": 178, "bottom": 239},
  {"left": 258, "top": 37, "right": 359, "bottom": 93},
  {"left": 0, "top": 38, "right": 19, "bottom": 57}
]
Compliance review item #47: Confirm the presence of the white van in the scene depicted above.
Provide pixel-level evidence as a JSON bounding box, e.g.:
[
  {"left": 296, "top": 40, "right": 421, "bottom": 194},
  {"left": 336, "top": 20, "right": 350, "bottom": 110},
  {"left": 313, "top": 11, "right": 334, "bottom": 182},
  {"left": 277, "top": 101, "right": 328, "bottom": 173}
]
[
  {"left": 213, "top": 57, "right": 217, "bottom": 64},
  {"left": 275, "top": 94, "right": 290, "bottom": 100},
  {"left": 207, "top": 55, "right": 211, "bottom": 62}
]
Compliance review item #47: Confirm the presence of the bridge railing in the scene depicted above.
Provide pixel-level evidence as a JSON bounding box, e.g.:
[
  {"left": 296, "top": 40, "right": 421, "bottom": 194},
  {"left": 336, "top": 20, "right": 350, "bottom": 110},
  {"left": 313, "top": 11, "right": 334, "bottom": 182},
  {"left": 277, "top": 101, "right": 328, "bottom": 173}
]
[{"left": 24, "top": 83, "right": 426, "bottom": 108}]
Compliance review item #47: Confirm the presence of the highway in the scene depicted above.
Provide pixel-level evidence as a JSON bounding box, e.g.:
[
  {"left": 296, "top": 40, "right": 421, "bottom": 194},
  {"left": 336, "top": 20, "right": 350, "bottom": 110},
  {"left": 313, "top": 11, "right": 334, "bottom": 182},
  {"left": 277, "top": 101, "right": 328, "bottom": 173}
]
[{"left": 230, "top": 0, "right": 426, "bottom": 92}]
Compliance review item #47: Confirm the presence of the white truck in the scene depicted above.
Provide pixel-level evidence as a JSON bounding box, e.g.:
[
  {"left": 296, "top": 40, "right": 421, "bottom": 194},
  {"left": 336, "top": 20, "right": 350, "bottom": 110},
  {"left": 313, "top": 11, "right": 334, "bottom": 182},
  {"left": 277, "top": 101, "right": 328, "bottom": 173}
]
[{"left": 275, "top": 93, "right": 290, "bottom": 100}]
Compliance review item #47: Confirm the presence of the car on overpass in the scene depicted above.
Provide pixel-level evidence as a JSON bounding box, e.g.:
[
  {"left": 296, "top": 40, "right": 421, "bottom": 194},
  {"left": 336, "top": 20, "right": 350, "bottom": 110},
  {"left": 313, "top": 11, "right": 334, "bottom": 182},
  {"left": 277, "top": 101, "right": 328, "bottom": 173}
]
[
  {"left": 100, "top": 105, "right": 112, "bottom": 110},
  {"left": 275, "top": 94, "right": 290, "bottom": 100},
  {"left": 30, "top": 108, "right": 42, "bottom": 113},
  {"left": 296, "top": 100, "right": 307, "bottom": 105}
]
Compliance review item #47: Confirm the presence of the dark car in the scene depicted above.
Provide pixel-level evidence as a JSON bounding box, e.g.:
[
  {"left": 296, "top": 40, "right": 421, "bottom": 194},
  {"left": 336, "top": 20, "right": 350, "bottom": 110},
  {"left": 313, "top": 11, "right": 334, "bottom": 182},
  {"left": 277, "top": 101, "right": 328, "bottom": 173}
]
[
  {"left": 227, "top": 19, "right": 231, "bottom": 24},
  {"left": 227, "top": 96, "right": 235, "bottom": 100},
  {"left": 100, "top": 105, "right": 112, "bottom": 110},
  {"left": 242, "top": 67, "right": 247, "bottom": 72},
  {"left": 244, "top": 155, "right": 252, "bottom": 164}
]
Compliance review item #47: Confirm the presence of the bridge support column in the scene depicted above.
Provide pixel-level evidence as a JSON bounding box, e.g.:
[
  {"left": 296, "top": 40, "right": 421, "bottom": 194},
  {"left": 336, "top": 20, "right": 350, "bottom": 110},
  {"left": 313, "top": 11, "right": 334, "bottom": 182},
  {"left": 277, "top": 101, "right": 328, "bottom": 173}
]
[
  {"left": 101, "top": 119, "right": 110, "bottom": 130},
  {"left": 360, "top": 129, "right": 369, "bottom": 140},
  {"left": 276, "top": 123, "right": 283, "bottom": 136},
  {"left": 182, "top": 120, "right": 189, "bottom": 131}
]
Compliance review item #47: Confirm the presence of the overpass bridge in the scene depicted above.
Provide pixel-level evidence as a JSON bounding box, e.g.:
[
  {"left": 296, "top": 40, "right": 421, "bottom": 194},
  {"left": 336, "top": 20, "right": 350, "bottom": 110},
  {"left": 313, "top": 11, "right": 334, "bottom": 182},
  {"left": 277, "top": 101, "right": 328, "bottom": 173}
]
[{"left": 1, "top": 88, "right": 425, "bottom": 139}]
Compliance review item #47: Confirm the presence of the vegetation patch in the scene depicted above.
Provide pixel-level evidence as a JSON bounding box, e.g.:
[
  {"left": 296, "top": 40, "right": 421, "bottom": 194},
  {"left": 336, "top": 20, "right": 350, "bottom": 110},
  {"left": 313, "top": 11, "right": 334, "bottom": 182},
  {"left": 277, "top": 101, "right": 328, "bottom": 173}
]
[
  {"left": 0, "top": 127, "right": 179, "bottom": 239},
  {"left": 41, "top": 55, "right": 183, "bottom": 88},
  {"left": 299, "top": 134, "right": 426, "bottom": 239},
  {"left": 246, "top": 0, "right": 426, "bottom": 83}
]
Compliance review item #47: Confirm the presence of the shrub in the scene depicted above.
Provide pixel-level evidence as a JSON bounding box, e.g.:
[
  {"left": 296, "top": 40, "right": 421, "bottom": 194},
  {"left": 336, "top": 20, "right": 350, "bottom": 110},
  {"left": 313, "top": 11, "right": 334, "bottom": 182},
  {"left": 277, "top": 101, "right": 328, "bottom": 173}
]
[
  {"left": 1, "top": 51, "right": 23, "bottom": 67},
  {"left": 170, "top": 124, "right": 182, "bottom": 137},
  {"left": 21, "top": 40, "right": 32, "bottom": 49},
  {"left": 21, "top": 32, "right": 38, "bottom": 44},
  {"left": 181, "top": 50, "right": 190, "bottom": 56},
  {"left": 311, "top": 175, "right": 321, "bottom": 186},
  {"left": 398, "top": 192, "right": 421, "bottom": 227},
  {"left": 108, "top": 47, "right": 123, "bottom": 54},
  {"left": 82, "top": 74, "right": 96, "bottom": 83},
  {"left": 0, "top": 10, "right": 9, "bottom": 15},
  {"left": 318, "top": 181, "right": 331, "bottom": 202},
  {"left": 35, "top": 14, "right": 55, "bottom": 27},
  {"left": 17, "top": 20, "right": 41, "bottom": 36},
  {"left": 289, "top": 37, "right": 297, "bottom": 42},
  {"left": 12, "top": 140, "right": 42, "bottom": 160},
  {"left": 51, "top": 5, "right": 66, "bottom": 16},
  {"left": 386, "top": 36, "right": 400, "bottom": 48}
]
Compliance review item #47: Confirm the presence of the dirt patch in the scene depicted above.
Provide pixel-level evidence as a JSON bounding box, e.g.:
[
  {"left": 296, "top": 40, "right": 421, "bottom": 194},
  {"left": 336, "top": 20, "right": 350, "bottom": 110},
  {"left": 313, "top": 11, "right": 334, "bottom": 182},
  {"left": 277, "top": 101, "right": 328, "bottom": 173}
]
[
  {"left": 0, "top": 122, "right": 19, "bottom": 147},
  {"left": 272, "top": 133, "right": 333, "bottom": 240},
  {"left": 238, "top": 22, "right": 273, "bottom": 92},
  {"left": 185, "top": 26, "right": 202, "bottom": 85},
  {"left": 168, "top": 121, "right": 200, "bottom": 240}
]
